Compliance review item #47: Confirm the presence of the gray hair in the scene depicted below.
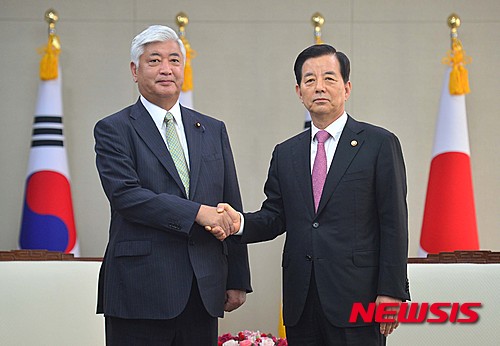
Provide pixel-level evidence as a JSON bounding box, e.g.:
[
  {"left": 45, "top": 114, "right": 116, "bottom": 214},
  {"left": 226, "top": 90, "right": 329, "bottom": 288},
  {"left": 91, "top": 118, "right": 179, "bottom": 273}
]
[{"left": 130, "top": 25, "right": 186, "bottom": 67}]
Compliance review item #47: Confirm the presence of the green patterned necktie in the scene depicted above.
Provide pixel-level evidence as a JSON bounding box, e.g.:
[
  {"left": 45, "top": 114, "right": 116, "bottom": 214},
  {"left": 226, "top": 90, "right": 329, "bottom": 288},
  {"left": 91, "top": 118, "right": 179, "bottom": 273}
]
[{"left": 165, "top": 112, "right": 189, "bottom": 196}]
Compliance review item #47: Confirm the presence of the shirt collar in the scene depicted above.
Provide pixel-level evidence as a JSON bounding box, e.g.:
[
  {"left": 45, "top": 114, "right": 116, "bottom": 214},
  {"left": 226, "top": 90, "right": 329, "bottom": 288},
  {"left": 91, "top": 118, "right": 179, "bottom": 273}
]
[
  {"left": 140, "top": 95, "right": 183, "bottom": 128},
  {"left": 311, "top": 112, "right": 348, "bottom": 142}
]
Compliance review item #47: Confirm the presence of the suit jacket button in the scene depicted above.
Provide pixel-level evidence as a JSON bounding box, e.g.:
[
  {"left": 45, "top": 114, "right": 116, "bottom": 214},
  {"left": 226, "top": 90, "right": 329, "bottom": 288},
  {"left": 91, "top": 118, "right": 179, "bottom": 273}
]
[
  {"left": 306, "top": 255, "right": 312, "bottom": 261},
  {"left": 312, "top": 222, "right": 319, "bottom": 228}
]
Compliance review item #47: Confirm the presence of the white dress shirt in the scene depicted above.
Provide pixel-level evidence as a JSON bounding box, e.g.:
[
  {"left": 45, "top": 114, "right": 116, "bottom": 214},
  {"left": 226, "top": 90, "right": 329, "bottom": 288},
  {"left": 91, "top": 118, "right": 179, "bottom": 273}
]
[
  {"left": 140, "top": 95, "right": 190, "bottom": 169},
  {"left": 310, "top": 112, "right": 348, "bottom": 174}
]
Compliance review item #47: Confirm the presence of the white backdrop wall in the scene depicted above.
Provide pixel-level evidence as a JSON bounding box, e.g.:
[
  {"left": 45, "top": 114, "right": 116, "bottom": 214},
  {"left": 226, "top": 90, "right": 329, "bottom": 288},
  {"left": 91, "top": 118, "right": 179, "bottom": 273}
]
[{"left": 1, "top": 0, "right": 499, "bottom": 336}]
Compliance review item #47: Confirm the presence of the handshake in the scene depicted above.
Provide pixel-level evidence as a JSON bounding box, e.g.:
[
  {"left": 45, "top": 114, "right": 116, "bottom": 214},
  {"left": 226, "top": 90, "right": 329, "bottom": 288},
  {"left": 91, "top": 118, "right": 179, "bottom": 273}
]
[{"left": 195, "top": 203, "right": 241, "bottom": 241}]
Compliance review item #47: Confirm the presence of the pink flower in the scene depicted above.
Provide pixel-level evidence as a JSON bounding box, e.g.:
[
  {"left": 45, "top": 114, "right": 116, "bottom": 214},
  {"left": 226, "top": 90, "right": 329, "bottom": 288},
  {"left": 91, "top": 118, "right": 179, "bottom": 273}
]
[
  {"left": 219, "top": 330, "right": 287, "bottom": 345},
  {"left": 261, "top": 338, "right": 276, "bottom": 346},
  {"left": 221, "top": 340, "right": 239, "bottom": 346}
]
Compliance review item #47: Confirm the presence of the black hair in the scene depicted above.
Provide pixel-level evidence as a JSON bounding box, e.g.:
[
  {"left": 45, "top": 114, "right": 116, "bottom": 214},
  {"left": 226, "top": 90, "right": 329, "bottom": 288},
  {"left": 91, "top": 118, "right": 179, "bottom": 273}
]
[{"left": 293, "top": 44, "right": 350, "bottom": 85}]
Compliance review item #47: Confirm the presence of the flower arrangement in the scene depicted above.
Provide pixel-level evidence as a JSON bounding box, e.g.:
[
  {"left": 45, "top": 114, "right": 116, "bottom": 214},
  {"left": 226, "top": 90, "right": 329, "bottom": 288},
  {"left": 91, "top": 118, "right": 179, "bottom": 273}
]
[{"left": 218, "top": 330, "right": 288, "bottom": 346}]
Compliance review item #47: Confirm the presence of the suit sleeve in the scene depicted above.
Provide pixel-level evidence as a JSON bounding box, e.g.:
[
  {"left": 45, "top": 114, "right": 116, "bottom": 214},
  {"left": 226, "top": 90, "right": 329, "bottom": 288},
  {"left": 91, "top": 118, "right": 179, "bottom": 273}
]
[
  {"left": 242, "top": 145, "right": 286, "bottom": 243},
  {"left": 220, "top": 123, "right": 252, "bottom": 292},
  {"left": 375, "top": 132, "right": 410, "bottom": 301},
  {"left": 94, "top": 117, "right": 201, "bottom": 235}
]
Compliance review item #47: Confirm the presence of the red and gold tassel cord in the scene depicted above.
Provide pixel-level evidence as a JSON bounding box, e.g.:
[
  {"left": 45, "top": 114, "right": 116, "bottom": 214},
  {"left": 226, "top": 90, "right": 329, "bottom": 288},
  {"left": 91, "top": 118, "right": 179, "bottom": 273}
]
[
  {"left": 39, "top": 9, "right": 60, "bottom": 81},
  {"left": 443, "top": 14, "right": 471, "bottom": 95}
]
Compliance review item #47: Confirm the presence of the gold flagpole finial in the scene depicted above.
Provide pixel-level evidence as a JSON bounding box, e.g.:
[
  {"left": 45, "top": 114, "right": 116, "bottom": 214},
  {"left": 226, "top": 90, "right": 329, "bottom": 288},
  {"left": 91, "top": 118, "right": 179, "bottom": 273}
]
[
  {"left": 176, "top": 12, "right": 189, "bottom": 38},
  {"left": 175, "top": 12, "right": 195, "bottom": 92},
  {"left": 44, "top": 9, "right": 60, "bottom": 50},
  {"left": 443, "top": 13, "right": 471, "bottom": 95},
  {"left": 40, "top": 8, "right": 60, "bottom": 80},
  {"left": 311, "top": 12, "right": 324, "bottom": 44},
  {"left": 45, "top": 9, "right": 59, "bottom": 27},
  {"left": 45, "top": 9, "right": 58, "bottom": 21},
  {"left": 447, "top": 13, "right": 461, "bottom": 39},
  {"left": 448, "top": 13, "right": 461, "bottom": 51}
]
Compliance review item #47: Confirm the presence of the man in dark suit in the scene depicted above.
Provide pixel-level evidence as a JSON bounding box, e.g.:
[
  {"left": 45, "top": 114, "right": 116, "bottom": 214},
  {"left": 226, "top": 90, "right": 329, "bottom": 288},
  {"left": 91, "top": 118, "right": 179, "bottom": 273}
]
[
  {"left": 94, "top": 25, "right": 251, "bottom": 345},
  {"left": 216, "top": 44, "right": 410, "bottom": 345}
]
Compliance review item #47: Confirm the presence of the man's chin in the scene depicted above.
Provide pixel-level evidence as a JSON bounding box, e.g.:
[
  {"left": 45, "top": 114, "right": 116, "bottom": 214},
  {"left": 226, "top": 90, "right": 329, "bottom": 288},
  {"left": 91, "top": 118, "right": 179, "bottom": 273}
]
[
  {"left": 155, "top": 87, "right": 181, "bottom": 97},
  {"left": 308, "top": 107, "right": 331, "bottom": 117}
]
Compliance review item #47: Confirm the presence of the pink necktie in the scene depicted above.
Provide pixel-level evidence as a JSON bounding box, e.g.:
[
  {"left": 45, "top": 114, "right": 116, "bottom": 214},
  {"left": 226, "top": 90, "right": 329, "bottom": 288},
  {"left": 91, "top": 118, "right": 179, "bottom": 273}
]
[{"left": 312, "top": 130, "right": 330, "bottom": 212}]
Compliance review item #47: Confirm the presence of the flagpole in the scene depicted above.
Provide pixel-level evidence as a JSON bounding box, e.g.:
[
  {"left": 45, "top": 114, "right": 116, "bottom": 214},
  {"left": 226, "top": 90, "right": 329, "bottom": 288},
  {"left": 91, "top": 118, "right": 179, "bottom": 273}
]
[
  {"left": 45, "top": 9, "right": 59, "bottom": 35},
  {"left": 419, "top": 14, "right": 477, "bottom": 256},
  {"left": 176, "top": 12, "right": 195, "bottom": 109},
  {"left": 311, "top": 12, "right": 324, "bottom": 45},
  {"left": 19, "top": 9, "right": 79, "bottom": 256}
]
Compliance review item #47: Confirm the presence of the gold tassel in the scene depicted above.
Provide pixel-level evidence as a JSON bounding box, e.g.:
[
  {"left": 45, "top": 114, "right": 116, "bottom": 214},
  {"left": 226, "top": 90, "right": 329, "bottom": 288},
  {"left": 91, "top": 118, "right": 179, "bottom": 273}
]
[
  {"left": 444, "top": 39, "right": 471, "bottom": 95},
  {"left": 180, "top": 36, "right": 196, "bottom": 92},
  {"left": 39, "top": 33, "right": 60, "bottom": 80}
]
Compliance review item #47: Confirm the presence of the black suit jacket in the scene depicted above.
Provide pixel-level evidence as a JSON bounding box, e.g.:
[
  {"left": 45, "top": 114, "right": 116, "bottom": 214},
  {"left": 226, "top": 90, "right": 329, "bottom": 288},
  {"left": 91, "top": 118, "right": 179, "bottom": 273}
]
[
  {"left": 94, "top": 99, "right": 251, "bottom": 319},
  {"left": 242, "top": 115, "right": 410, "bottom": 327}
]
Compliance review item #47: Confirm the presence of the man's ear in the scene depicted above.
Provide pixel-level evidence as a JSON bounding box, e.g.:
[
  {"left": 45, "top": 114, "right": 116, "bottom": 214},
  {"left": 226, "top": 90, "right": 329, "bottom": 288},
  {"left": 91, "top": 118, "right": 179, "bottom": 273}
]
[
  {"left": 295, "top": 84, "right": 303, "bottom": 102},
  {"left": 130, "top": 62, "right": 138, "bottom": 82},
  {"left": 344, "top": 81, "right": 352, "bottom": 101}
]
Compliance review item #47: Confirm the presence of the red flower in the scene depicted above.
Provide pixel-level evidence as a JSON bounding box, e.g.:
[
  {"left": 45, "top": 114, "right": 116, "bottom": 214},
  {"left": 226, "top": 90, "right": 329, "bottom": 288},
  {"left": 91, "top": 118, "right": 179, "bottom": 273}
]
[{"left": 218, "top": 331, "right": 287, "bottom": 345}]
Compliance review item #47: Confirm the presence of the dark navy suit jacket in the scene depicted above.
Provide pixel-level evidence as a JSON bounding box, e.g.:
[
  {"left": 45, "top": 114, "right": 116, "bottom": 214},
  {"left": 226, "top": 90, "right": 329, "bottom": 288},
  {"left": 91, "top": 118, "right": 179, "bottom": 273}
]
[
  {"left": 94, "top": 99, "right": 251, "bottom": 319},
  {"left": 242, "top": 115, "right": 410, "bottom": 327}
]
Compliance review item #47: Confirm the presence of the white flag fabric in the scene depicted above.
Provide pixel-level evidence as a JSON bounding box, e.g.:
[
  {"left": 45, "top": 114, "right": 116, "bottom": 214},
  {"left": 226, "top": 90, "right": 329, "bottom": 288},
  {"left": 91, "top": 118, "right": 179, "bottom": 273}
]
[
  {"left": 179, "top": 90, "right": 193, "bottom": 109},
  {"left": 19, "top": 70, "right": 79, "bottom": 256},
  {"left": 419, "top": 69, "right": 478, "bottom": 257}
]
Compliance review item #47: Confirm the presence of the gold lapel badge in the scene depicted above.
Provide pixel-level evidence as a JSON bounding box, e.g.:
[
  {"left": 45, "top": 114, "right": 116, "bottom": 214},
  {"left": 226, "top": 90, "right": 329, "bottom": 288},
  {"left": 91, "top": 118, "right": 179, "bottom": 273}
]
[{"left": 351, "top": 140, "right": 358, "bottom": 147}]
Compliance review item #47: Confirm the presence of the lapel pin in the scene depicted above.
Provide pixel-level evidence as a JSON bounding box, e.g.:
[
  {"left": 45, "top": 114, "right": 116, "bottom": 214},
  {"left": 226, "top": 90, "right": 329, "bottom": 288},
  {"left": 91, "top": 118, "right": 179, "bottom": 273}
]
[
  {"left": 351, "top": 140, "right": 358, "bottom": 147},
  {"left": 194, "top": 122, "right": 205, "bottom": 132}
]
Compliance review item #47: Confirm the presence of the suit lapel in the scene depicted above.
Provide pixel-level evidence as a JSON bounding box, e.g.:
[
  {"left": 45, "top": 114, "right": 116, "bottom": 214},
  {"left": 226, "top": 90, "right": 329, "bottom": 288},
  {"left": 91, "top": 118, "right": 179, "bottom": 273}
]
[
  {"left": 291, "top": 129, "right": 316, "bottom": 218},
  {"left": 316, "top": 116, "right": 365, "bottom": 215},
  {"left": 181, "top": 106, "right": 203, "bottom": 199},
  {"left": 130, "top": 100, "right": 187, "bottom": 197}
]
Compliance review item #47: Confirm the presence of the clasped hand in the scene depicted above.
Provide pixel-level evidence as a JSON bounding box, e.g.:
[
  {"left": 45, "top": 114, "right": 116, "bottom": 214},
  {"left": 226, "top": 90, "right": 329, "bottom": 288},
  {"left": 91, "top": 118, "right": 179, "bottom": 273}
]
[{"left": 195, "top": 204, "right": 240, "bottom": 241}]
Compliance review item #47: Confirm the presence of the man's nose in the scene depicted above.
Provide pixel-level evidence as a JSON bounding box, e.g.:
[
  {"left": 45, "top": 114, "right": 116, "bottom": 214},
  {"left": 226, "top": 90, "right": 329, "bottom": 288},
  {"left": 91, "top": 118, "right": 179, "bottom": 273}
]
[
  {"left": 159, "top": 61, "right": 173, "bottom": 74},
  {"left": 315, "top": 79, "right": 325, "bottom": 92}
]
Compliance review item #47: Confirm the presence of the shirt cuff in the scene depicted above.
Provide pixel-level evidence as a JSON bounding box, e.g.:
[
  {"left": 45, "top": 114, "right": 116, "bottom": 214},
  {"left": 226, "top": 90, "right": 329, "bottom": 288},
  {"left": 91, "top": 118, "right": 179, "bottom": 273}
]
[{"left": 234, "top": 212, "right": 244, "bottom": 235}]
